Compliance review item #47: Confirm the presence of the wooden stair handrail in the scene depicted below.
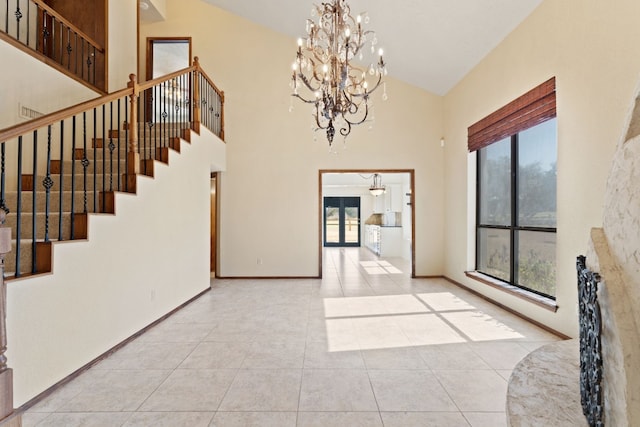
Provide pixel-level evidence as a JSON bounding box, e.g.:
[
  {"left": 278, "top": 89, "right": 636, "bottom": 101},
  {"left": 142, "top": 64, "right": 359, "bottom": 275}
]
[{"left": 32, "top": 0, "right": 105, "bottom": 53}]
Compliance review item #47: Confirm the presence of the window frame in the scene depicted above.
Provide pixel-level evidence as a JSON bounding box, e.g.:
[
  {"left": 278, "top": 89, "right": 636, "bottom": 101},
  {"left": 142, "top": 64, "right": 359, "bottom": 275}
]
[
  {"left": 475, "top": 127, "right": 557, "bottom": 299},
  {"left": 468, "top": 77, "right": 557, "bottom": 300}
]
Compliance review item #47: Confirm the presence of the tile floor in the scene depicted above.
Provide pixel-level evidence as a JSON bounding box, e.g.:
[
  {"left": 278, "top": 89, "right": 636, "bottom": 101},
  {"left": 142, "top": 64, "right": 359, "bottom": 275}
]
[{"left": 23, "top": 247, "right": 561, "bottom": 426}]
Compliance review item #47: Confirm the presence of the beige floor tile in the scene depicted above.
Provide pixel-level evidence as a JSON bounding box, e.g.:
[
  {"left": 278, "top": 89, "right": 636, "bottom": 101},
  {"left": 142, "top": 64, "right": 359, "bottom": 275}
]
[
  {"left": 139, "top": 369, "right": 237, "bottom": 411},
  {"left": 368, "top": 370, "right": 458, "bottom": 412},
  {"left": 241, "top": 340, "right": 306, "bottom": 368},
  {"left": 138, "top": 321, "right": 216, "bottom": 343},
  {"left": 434, "top": 370, "right": 508, "bottom": 412},
  {"left": 21, "top": 412, "right": 50, "bottom": 427},
  {"left": 209, "top": 411, "right": 297, "bottom": 427},
  {"left": 297, "top": 411, "right": 383, "bottom": 427},
  {"left": 417, "top": 343, "right": 492, "bottom": 370},
  {"left": 27, "top": 369, "right": 112, "bottom": 413},
  {"left": 94, "top": 340, "right": 198, "bottom": 370},
  {"left": 394, "top": 313, "right": 467, "bottom": 346},
  {"left": 463, "top": 412, "right": 508, "bottom": 427},
  {"left": 23, "top": 248, "right": 562, "bottom": 426},
  {"left": 380, "top": 411, "right": 471, "bottom": 427},
  {"left": 361, "top": 346, "right": 428, "bottom": 370},
  {"left": 180, "top": 341, "right": 251, "bottom": 369},
  {"left": 123, "top": 411, "right": 214, "bottom": 426},
  {"left": 218, "top": 369, "right": 302, "bottom": 411},
  {"left": 299, "top": 369, "right": 378, "bottom": 411},
  {"left": 468, "top": 341, "right": 531, "bottom": 370},
  {"left": 59, "top": 369, "right": 171, "bottom": 412},
  {"left": 27, "top": 412, "right": 132, "bottom": 427},
  {"left": 303, "top": 340, "right": 365, "bottom": 369}
]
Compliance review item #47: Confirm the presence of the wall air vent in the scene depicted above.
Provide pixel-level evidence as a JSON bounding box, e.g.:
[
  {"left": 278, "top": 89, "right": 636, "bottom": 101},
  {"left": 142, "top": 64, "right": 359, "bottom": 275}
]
[{"left": 19, "top": 104, "right": 44, "bottom": 121}]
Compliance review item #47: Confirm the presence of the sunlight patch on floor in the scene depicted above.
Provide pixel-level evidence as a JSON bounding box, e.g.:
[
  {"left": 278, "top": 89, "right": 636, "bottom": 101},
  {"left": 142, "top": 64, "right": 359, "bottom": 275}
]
[{"left": 324, "top": 292, "right": 524, "bottom": 352}]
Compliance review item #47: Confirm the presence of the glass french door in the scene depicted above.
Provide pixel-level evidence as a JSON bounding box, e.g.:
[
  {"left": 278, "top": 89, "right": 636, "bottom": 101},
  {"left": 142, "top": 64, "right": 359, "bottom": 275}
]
[{"left": 324, "top": 197, "right": 361, "bottom": 247}]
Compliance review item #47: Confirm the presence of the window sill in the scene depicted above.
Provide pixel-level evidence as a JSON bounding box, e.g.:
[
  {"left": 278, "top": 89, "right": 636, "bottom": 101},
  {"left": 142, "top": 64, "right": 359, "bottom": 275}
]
[{"left": 464, "top": 271, "right": 558, "bottom": 312}]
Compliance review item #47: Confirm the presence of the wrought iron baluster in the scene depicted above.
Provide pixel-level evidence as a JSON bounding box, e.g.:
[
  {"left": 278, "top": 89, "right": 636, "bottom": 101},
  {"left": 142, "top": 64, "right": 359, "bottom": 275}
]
[
  {"left": 74, "top": 33, "right": 78, "bottom": 75},
  {"left": 4, "top": 0, "right": 8, "bottom": 33},
  {"left": 142, "top": 91, "right": 147, "bottom": 174},
  {"left": 109, "top": 102, "right": 114, "bottom": 191},
  {"left": 42, "top": 10, "right": 49, "bottom": 57},
  {"left": 58, "top": 120, "right": 64, "bottom": 240},
  {"left": 15, "top": 0, "right": 22, "bottom": 42},
  {"left": 92, "top": 108, "right": 97, "bottom": 213},
  {"left": 50, "top": 15, "right": 56, "bottom": 61},
  {"left": 15, "top": 136, "right": 23, "bottom": 276},
  {"left": 66, "top": 27, "right": 71, "bottom": 70},
  {"left": 92, "top": 46, "right": 96, "bottom": 85},
  {"left": 82, "top": 112, "right": 89, "bottom": 213},
  {"left": 124, "top": 100, "right": 128, "bottom": 192},
  {"left": 26, "top": 0, "right": 30, "bottom": 47},
  {"left": 31, "top": 130, "right": 37, "bottom": 274},
  {"left": 43, "top": 125, "right": 53, "bottom": 242},
  {"left": 87, "top": 50, "right": 93, "bottom": 85},
  {"left": 101, "top": 104, "right": 105, "bottom": 212},
  {"left": 70, "top": 116, "right": 76, "bottom": 239},
  {"left": 117, "top": 99, "right": 121, "bottom": 192},
  {"left": 0, "top": 142, "right": 8, "bottom": 215}
]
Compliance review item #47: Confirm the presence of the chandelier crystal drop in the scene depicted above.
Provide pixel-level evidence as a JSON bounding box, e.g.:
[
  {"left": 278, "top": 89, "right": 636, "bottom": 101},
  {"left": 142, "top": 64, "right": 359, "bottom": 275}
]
[{"left": 290, "top": 0, "right": 387, "bottom": 146}]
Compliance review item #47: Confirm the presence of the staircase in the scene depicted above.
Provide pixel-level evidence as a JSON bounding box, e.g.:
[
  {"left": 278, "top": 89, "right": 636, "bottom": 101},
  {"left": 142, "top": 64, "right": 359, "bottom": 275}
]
[
  {"left": 0, "top": 59, "right": 224, "bottom": 280},
  {"left": 2, "top": 125, "right": 182, "bottom": 276}
]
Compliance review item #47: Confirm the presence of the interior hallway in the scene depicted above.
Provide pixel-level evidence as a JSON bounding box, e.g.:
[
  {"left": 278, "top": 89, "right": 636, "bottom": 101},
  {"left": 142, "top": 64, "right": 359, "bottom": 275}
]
[{"left": 22, "top": 247, "right": 560, "bottom": 426}]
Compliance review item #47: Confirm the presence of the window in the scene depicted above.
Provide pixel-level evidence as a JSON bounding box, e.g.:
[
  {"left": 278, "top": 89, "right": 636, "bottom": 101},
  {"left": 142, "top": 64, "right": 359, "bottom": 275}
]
[{"left": 469, "top": 78, "right": 557, "bottom": 299}]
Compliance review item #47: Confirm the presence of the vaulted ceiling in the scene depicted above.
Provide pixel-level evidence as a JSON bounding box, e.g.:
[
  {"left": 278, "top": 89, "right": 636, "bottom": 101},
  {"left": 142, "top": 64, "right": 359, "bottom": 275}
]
[{"left": 199, "top": 0, "right": 542, "bottom": 95}]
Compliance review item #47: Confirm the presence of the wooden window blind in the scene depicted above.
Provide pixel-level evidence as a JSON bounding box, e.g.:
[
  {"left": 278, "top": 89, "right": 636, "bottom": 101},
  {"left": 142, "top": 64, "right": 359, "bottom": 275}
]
[{"left": 468, "top": 77, "right": 556, "bottom": 152}]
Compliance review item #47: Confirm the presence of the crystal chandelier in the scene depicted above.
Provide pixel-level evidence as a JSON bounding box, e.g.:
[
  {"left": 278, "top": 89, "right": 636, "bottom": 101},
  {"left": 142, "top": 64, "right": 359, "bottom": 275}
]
[{"left": 290, "top": 0, "right": 388, "bottom": 147}]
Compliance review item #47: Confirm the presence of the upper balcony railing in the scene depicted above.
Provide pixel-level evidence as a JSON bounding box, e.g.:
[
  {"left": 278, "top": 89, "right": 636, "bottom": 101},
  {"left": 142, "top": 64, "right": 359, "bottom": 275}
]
[{"left": 1, "top": 0, "right": 106, "bottom": 91}]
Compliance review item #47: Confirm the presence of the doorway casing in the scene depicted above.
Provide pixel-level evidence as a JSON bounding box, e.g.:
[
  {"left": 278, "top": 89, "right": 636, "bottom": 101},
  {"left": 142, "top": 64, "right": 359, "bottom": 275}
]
[{"left": 319, "top": 169, "right": 416, "bottom": 278}]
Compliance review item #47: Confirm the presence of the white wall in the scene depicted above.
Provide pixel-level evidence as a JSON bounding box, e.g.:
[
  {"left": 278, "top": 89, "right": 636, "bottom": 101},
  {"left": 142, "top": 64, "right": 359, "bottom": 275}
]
[
  {"left": 140, "top": 0, "right": 445, "bottom": 278},
  {"left": 443, "top": 0, "right": 640, "bottom": 337},
  {"left": 6, "top": 128, "right": 226, "bottom": 406},
  {"left": 108, "top": 0, "right": 138, "bottom": 91}
]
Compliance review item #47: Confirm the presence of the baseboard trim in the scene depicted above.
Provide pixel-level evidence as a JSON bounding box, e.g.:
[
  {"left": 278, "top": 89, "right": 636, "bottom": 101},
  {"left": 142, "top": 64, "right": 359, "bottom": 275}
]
[
  {"left": 17, "top": 286, "right": 211, "bottom": 413},
  {"left": 214, "top": 275, "right": 321, "bottom": 280}
]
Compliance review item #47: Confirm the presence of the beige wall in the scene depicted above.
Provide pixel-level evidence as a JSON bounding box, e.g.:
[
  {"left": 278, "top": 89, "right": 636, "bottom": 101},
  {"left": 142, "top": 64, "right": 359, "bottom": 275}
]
[
  {"left": 0, "top": 43, "right": 97, "bottom": 129},
  {"left": 140, "top": 0, "right": 445, "bottom": 277},
  {"left": 443, "top": 0, "right": 640, "bottom": 337},
  {"left": 108, "top": 0, "right": 138, "bottom": 90}
]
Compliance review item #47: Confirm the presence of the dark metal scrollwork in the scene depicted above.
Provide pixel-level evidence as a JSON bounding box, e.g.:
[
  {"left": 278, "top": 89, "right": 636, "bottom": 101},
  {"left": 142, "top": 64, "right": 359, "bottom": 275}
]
[{"left": 577, "top": 255, "right": 604, "bottom": 427}]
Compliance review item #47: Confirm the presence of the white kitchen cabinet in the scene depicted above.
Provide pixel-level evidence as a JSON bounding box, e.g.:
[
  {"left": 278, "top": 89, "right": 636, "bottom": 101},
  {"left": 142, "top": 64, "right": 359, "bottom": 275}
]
[
  {"left": 365, "top": 225, "right": 381, "bottom": 255},
  {"left": 380, "top": 226, "right": 403, "bottom": 257},
  {"left": 390, "top": 184, "right": 403, "bottom": 212}
]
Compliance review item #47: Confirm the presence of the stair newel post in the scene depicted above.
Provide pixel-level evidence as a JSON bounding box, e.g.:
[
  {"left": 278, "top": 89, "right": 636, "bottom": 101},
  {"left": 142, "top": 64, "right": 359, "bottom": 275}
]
[
  {"left": 126, "top": 74, "right": 140, "bottom": 192},
  {"left": 0, "top": 210, "right": 19, "bottom": 426},
  {"left": 193, "top": 57, "right": 201, "bottom": 133}
]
